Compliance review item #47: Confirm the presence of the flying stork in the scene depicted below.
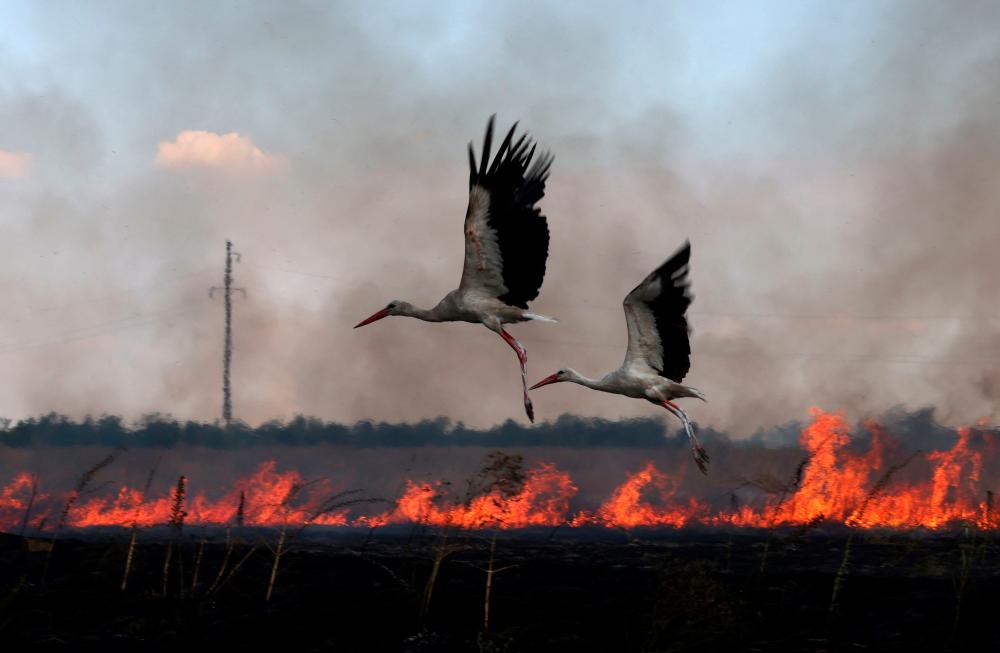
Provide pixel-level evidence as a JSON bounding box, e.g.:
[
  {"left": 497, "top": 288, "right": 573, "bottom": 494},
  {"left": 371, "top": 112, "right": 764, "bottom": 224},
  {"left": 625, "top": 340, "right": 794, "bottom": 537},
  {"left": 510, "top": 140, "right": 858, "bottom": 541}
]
[
  {"left": 354, "top": 116, "right": 555, "bottom": 422},
  {"left": 529, "top": 241, "right": 710, "bottom": 473}
]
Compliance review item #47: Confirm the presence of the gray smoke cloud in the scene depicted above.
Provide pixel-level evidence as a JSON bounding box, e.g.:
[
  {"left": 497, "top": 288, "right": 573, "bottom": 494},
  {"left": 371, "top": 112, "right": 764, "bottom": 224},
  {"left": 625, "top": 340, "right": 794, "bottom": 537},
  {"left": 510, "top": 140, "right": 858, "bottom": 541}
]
[{"left": 1, "top": 1, "right": 999, "bottom": 435}]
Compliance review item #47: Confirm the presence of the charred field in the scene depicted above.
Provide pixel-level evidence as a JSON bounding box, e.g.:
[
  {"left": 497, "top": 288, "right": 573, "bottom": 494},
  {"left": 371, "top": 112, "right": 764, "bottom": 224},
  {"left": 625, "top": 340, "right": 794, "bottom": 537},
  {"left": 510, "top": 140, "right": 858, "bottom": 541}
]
[
  {"left": 1, "top": 526, "right": 999, "bottom": 652},
  {"left": 3, "top": 407, "right": 1000, "bottom": 650}
]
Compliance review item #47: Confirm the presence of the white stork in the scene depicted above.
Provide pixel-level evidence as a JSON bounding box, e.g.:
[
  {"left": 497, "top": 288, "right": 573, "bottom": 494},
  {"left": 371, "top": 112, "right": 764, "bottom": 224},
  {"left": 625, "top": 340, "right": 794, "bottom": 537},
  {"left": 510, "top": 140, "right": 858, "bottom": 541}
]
[
  {"left": 354, "top": 116, "right": 556, "bottom": 422},
  {"left": 529, "top": 241, "right": 710, "bottom": 473}
]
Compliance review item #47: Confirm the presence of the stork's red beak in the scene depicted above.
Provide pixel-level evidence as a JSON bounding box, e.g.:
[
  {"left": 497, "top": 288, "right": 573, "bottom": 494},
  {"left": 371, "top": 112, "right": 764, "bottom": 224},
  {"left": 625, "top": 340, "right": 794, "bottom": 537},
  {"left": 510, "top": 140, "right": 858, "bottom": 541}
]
[
  {"left": 354, "top": 309, "right": 390, "bottom": 329},
  {"left": 529, "top": 373, "right": 561, "bottom": 390}
]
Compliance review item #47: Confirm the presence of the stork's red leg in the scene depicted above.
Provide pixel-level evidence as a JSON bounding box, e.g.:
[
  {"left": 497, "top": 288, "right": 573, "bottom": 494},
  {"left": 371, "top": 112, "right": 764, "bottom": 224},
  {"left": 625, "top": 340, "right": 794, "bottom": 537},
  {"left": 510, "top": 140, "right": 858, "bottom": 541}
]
[
  {"left": 500, "top": 329, "right": 534, "bottom": 423},
  {"left": 662, "top": 400, "right": 709, "bottom": 475}
]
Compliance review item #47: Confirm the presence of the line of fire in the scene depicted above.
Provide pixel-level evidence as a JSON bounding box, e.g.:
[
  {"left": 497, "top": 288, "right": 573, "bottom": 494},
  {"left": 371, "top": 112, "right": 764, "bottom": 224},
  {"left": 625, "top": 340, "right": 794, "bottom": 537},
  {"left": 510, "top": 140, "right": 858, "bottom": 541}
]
[{"left": 3, "top": 409, "right": 995, "bottom": 533}]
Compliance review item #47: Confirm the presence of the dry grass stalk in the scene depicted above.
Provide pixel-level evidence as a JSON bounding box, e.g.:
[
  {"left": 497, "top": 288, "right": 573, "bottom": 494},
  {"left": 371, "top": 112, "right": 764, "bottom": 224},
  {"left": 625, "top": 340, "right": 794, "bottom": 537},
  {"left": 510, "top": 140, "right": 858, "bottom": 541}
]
[
  {"left": 754, "top": 454, "right": 810, "bottom": 576},
  {"left": 265, "top": 527, "right": 287, "bottom": 602},
  {"left": 467, "top": 451, "right": 525, "bottom": 500},
  {"left": 121, "top": 526, "right": 140, "bottom": 591},
  {"left": 208, "top": 544, "right": 258, "bottom": 596},
  {"left": 264, "top": 485, "right": 386, "bottom": 602},
  {"left": 121, "top": 462, "right": 158, "bottom": 592},
  {"left": 58, "top": 448, "right": 126, "bottom": 529},
  {"left": 162, "top": 475, "right": 187, "bottom": 597},
  {"left": 420, "top": 525, "right": 461, "bottom": 620},
  {"left": 479, "top": 532, "right": 517, "bottom": 634},
  {"left": 302, "top": 488, "right": 378, "bottom": 525},
  {"left": 419, "top": 476, "right": 475, "bottom": 619},
  {"left": 236, "top": 489, "right": 246, "bottom": 529},
  {"left": 17, "top": 473, "right": 40, "bottom": 536},
  {"left": 424, "top": 451, "right": 525, "bottom": 623},
  {"left": 265, "top": 481, "right": 311, "bottom": 602},
  {"left": 168, "top": 475, "right": 188, "bottom": 533},
  {"left": 190, "top": 536, "right": 206, "bottom": 595},
  {"left": 828, "top": 451, "right": 921, "bottom": 623},
  {"left": 845, "top": 450, "right": 923, "bottom": 529},
  {"left": 43, "top": 447, "right": 125, "bottom": 583},
  {"left": 208, "top": 528, "right": 233, "bottom": 595},
  {"left": 161, "top": 544, "right": 173, "bottom": 597},
  {"left": 208, "top": 490, "right": 246, "bottom": 595},
  {"left": 950, "top": 529, "right": 975, "bottom": 645},
  {"left": 476, "top": 454, "right": 524, "bottom": 634},
  {"left": 949, "top": 500, "right": 991, "bottom": 646}
]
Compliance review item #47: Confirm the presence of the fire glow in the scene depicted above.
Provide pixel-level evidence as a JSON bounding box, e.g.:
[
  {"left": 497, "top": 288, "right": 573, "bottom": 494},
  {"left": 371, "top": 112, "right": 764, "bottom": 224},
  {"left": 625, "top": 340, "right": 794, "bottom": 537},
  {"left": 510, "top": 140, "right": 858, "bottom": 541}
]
[{"left": 1, "top": 409, "right": 996, "bottom": 533}]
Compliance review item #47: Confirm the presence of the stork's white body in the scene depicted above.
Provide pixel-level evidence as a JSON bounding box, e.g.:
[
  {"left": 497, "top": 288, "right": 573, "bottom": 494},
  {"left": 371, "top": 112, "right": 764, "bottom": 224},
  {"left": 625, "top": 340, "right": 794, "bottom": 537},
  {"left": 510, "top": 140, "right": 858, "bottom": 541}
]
[
  {"left": 582, "top": 368, "right": 701, "bottom": 403},
  {"left": 414, "top": 289, "right": 552, "bottom": 328}
]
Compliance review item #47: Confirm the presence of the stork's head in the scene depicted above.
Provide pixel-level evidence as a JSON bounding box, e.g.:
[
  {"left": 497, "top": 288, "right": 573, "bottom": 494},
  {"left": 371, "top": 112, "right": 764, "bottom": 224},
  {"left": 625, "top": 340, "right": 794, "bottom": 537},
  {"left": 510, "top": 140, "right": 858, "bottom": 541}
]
[
  {"left": 354, "top": 300, "right": 411, "bottom": 328},
  {"left": 529, "top": 368, "right": 574, "bottom": 390}
]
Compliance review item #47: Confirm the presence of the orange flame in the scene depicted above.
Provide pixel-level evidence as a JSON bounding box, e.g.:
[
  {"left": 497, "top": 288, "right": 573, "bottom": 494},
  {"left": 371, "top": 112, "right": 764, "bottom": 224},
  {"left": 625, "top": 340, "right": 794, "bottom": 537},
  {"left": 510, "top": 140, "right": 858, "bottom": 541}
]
[
  {"left": 572, "top": 462, "right": 707, "bottom": 528},
  {"left": 379, "top": 463, "right": 577, "bottom": 529},
  {"left": 0, "top": 472, "right": 45, "bottom": 530},
  {"left": 47, "top": 461, "right": 351, "bottom": 529},
  {"left": 771, "top": 408, "right": 884, "bottom": 526},
  {"left": 1, "top": 409, "right": 997, "bottom": 533}
]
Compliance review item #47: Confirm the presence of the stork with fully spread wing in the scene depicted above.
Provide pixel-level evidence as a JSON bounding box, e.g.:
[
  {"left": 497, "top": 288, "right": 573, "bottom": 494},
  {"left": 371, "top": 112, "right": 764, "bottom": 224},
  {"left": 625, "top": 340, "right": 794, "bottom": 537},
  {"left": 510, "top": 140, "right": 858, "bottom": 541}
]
[
  {"left": 529, "top": 241, "right": 710, "bottom": 473},
  {"left": 354, "top": 116, "right": 555, "bottom": 422}
]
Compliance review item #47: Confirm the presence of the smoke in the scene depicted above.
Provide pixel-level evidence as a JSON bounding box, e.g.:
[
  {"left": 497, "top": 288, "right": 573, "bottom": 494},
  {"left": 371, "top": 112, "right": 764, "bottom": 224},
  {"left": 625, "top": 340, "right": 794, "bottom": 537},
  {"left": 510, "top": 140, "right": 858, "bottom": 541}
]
[{"left": 1, "top": 1, "right": 999, "bottom": 435}]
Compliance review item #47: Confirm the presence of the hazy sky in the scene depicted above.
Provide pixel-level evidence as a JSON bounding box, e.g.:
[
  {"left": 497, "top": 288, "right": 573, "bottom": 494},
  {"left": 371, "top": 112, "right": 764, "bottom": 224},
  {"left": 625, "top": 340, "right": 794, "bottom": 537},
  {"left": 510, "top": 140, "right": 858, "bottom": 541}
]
[{"left": 1, "top": 1, "right": 998, "bottom": 435}]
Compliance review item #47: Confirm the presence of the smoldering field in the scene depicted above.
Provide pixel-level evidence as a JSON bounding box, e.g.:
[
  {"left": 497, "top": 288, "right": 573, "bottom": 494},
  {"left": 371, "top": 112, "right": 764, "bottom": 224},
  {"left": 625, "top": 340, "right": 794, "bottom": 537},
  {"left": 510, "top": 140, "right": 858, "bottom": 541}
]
[
  {"left": 1, "top": 406, "right": 998, "bottom": 532},
  {"left": 0, "top": 444, "right": 782, "bottom": 531},
  {"left": 2, "top": 411, "right": 1000, "bottom": 651}
]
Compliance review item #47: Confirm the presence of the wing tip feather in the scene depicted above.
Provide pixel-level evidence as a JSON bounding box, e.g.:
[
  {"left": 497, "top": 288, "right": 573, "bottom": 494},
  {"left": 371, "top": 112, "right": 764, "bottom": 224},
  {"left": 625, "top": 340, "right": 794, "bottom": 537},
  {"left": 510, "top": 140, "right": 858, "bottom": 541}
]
[
  {"left": 468, "top": 142, "right": 477, "bottom": 187},
  {"left": 478, "top": 115, "right": 496, "bottom": 178}
]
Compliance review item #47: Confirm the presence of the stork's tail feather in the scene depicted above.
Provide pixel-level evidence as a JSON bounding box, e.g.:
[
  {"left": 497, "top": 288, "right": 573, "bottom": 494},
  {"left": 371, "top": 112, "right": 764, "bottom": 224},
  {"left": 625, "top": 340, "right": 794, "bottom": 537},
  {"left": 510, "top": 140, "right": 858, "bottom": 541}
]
[
  {"left": 684, "top": 386, "right": 707, "bottom": 402},
  {"left": 522, "top": 313, "right": 558, "bottom": 323}
]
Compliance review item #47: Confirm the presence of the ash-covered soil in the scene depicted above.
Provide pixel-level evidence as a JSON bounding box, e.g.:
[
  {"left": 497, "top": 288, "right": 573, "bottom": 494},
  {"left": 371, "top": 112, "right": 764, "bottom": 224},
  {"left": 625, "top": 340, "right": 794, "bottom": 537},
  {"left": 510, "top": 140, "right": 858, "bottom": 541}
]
[{"left": 1, "top": 527, "right": 998, "bottom": 652}]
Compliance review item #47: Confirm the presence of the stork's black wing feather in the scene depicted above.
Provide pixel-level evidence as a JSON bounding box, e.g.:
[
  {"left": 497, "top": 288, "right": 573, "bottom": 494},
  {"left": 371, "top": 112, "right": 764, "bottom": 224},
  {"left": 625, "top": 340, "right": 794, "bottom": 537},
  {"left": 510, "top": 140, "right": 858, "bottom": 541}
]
[
  {"left": 466, "top": 116, "right": 553, "bottom": 308},
  {"left": 623, "top": 241, "right": 693, "bottom": 382}
]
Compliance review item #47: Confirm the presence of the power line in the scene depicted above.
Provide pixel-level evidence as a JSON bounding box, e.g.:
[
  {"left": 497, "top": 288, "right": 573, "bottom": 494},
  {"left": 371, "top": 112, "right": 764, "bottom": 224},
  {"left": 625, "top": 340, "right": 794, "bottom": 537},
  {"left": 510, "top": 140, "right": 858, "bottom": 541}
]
[
  {"left": 2, "top": 259, "right": 997, "bottom": 372},
  {"left": 249, "top": 260, "right": 1000, "bottom": 324},
  {"left": 512, "top": 335, "right": 1000, "bottom": 368},
  {"left": 246, "top": 262, "right": 348, "bottom": 281},
  {"left": 0, "top": 305, "right": 204, "bottom": 357},
  {"left": 0, "top": 265, "right": 214, "bottom": 326}
]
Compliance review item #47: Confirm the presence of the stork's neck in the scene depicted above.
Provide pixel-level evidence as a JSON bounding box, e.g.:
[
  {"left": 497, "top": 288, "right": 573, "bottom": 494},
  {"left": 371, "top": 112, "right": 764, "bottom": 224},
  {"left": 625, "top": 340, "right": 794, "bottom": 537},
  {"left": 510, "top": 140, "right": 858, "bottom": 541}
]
[
  {"left": 399, "top": 303, "right": 445, "bottom": 323},
  {"left": 564, "top": 369, "right": 606, "bottom": 391}
]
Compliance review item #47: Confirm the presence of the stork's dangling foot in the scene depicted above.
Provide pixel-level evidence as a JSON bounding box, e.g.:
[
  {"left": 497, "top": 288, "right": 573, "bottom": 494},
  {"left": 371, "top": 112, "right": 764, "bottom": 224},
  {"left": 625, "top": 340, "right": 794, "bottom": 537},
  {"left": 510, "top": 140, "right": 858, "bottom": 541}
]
[
  {"left": 500, "top": 329, "right": 534, "bottom": 422},
  {"left": 663, "top": 400, "right": 709, "bottom": 475}
]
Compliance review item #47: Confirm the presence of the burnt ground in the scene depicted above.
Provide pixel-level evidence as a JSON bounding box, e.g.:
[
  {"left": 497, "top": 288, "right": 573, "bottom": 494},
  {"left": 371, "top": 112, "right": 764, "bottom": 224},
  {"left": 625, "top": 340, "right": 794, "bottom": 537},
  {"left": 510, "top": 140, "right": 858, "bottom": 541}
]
[{"left": 0, "top": 526, "right": 998, "bottom": 652}]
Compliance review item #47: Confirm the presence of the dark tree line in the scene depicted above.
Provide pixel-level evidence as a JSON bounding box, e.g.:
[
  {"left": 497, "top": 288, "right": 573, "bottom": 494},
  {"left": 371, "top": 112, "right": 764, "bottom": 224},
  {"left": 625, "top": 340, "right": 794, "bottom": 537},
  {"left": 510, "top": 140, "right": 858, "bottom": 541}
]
[
  {"left": 0, "top": 406, "right": 970, "bottom": 450},
  {"left": 0, "top": 412, "right": 695, "bottom": 448}
]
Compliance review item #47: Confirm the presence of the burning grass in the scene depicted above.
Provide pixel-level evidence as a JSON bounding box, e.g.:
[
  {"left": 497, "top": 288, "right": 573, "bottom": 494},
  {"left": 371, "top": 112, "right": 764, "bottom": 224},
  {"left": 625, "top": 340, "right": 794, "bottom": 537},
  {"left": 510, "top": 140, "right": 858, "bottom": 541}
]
[
  {"left": 1, "top": 406, "right": 999, "bottom": 650},
  {"left": 2, "top": 408, "right": 996, "bottom": 534}
]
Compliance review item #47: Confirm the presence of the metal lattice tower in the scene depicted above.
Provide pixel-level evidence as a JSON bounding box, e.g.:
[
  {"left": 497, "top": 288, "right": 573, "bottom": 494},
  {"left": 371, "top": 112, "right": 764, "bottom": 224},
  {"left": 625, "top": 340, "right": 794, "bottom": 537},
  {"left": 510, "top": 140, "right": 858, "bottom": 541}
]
[{"left": 210, "top": 240, "right": 245, "bottom": 427}]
